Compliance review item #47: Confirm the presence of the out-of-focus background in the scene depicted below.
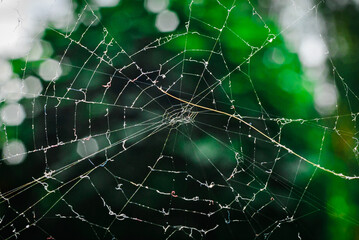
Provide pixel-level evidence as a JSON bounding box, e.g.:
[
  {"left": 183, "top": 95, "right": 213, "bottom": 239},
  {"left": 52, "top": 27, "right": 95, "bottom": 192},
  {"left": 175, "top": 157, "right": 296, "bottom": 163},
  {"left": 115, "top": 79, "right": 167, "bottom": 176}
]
[{"left": 1, "top": 0, "right": 359, "bottom": 239}]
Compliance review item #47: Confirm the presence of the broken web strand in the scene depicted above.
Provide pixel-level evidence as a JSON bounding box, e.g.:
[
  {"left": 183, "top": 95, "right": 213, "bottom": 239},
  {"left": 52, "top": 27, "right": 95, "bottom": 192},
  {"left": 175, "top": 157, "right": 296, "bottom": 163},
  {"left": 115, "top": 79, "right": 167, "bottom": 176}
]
[
  {"left": 91, "top": 2, "right": 252, "bottom": 234},
  {"left": 154, "top": 1, "right": 275, "bottom": 236},
  {"left": 83, "top": 2, "right": 359, "bottom": 240},
  {"left": 0, "top": 117, "right": 158, "bottom": 203},
  {"left": 158, "top": 0, "right": 359, "bottom": 179},
  {"left": 158, "top": 88, "right": 359, "bottom": 180},
  {"left": 0, "top": 0, "right": 324, "bottom": 227},
  {"left": 176, "top": 114, "right": 321, "bottom": 237},
  {"left": 90, "top": 3, "right": 256, "bottom": 236},
  {"left": 1, "top": 113, "right": 169, "bottom": 239},
  {"left": 102, "top": 128, "right": 175, "bottom": 238},
  {"left": 43, "top": 3, "right": 346, "bottom": 202},
  {"left": 1, "top": 0, "right": 359, "bottom": 239}
]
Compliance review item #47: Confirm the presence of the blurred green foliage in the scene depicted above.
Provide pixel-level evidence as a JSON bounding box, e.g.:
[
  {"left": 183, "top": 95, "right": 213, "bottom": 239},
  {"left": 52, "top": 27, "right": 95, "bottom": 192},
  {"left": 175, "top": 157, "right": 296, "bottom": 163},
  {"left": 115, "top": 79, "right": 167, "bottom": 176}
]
[{"left": 1, "top": 0, "right": 359, "bottom": 239}]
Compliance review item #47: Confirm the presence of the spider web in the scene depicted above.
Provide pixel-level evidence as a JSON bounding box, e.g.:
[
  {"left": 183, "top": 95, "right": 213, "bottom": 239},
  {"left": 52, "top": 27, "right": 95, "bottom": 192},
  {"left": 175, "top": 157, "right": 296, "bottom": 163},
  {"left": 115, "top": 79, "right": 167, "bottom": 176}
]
[{"left": 1, "top": 0, "right": 359, "bottom": 239}]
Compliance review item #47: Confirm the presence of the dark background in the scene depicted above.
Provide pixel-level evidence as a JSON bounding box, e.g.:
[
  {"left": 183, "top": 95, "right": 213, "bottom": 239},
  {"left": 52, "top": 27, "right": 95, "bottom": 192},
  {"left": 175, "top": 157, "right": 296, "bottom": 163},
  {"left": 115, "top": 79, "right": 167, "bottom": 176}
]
[{"left": 1, "top": 0, "right": 359, "bottom": 239}]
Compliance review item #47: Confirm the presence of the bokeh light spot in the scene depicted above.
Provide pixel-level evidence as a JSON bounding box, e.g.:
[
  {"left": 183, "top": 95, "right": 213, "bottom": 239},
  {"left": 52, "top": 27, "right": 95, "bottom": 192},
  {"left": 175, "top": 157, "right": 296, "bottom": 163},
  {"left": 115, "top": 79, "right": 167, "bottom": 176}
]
[
  {"left": 145, "top": 0, "right": 169, "bottom": 13},
  {"left": 155, "top": 10, "right": 179, "bottom": 32},
  {"left": 39, "top": 59, "right": 62, "bottom": 81},
  {"left": 77, "top": 138, "right": 99, "bottom": 158},
  {"left": 0, "top": 103, "right": 26, "bottom": 126},
  {"left": 2, "top": 140, "right": 27, "bottom": 165}
]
